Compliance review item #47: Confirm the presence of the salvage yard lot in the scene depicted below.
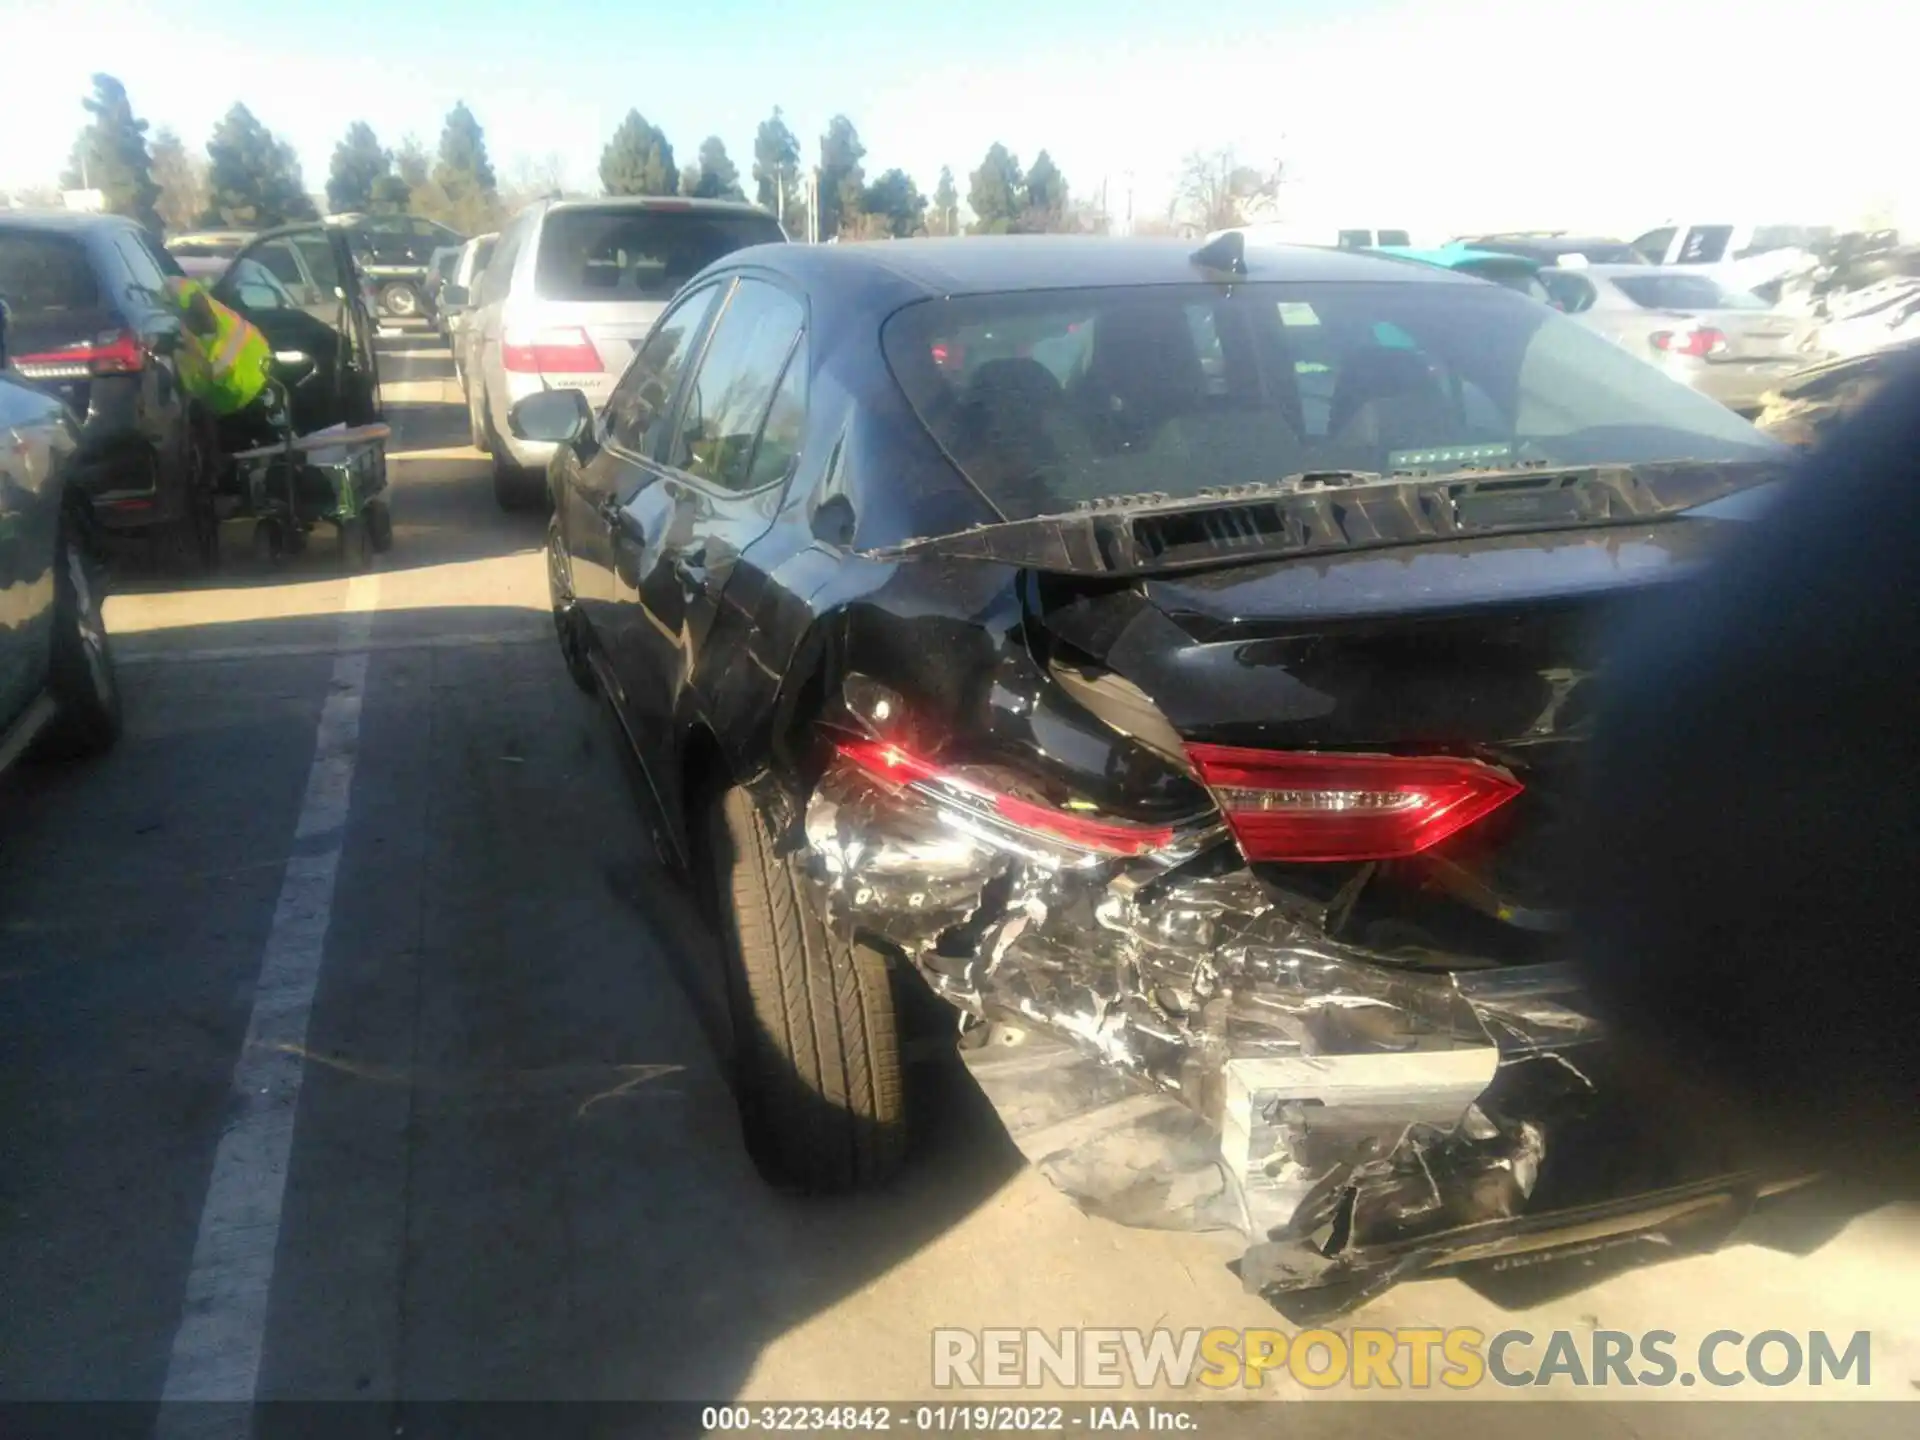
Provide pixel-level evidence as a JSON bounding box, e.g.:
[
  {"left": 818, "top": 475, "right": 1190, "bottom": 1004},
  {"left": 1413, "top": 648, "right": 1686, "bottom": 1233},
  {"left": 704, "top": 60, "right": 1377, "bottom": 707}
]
[{"left": 2, "top": 333, "right": 1916, "bottom": 1416}]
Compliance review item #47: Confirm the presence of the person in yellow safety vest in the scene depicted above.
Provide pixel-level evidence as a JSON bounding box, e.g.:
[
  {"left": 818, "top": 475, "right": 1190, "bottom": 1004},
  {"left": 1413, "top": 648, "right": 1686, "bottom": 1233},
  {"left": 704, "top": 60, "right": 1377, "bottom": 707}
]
[{"left": 161, "top": 276, "right": 274, "bottom": 417}]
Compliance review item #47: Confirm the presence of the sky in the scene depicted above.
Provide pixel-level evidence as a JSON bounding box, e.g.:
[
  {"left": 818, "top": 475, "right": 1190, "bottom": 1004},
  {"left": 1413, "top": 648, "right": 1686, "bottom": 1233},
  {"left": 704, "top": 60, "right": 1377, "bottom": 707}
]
[{"left": 2, "top": 0, "right": 1912, "bottom": 237}]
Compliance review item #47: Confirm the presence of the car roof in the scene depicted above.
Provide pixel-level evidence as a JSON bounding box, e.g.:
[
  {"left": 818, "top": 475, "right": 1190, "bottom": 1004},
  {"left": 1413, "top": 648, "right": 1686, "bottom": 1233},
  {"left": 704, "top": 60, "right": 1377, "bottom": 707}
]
[
  {"left": 1581, "top": 263, "right": 1713, "bottom": 279},
  {"left": 544, "top": 196, "right": 775, "bottom": 219},
  {"left": 0, "top": 209, "right": 147, "bottom": 236},
  {"left": 1371, "top": 244, "right": 1542, "bottom": 273},
  {"left": 723, "top": 235, "right": 1474, "bottom": 301}
]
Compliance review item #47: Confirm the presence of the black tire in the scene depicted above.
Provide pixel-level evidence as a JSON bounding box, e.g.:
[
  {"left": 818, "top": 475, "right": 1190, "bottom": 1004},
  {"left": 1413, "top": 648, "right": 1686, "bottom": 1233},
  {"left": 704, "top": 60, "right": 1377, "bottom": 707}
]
[
  {"left": 468, "top": 379, "right": 491, "bottom": 454},
  {"left": 378, "top": 280, "right": 419, "bottom": 319},
  {"left": 708, "top": 783, "right": 905, "bottom": 1192},
  {"left": 547, "top": 513, "right": 597, "bottom": 695},
  {"left": 37, "top": 527, "right": 122, "bottom": 759},
  {"left": 338, "top": 516, "right": 373, "bottom": 571},
  {"left": 366, "top": 499, "right": 394, "bottom": 553}
]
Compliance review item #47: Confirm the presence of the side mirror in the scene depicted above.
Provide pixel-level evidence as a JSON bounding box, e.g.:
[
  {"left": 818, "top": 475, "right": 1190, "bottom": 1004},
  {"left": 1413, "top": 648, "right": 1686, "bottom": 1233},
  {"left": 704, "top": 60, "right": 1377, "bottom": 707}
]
[
  {"left": 509, "top": 387, "right": 595, "bottom": 449},
  {"left": 440, "top": 283, "right": 469, "bottom": 310}
]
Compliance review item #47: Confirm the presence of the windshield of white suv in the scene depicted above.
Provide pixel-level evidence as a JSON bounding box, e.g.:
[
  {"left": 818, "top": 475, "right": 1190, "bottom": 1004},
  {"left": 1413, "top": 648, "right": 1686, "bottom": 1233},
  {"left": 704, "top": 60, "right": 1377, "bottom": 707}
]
[
  {"left": 534, "top": 207, "right": 786, "bottom": 303},
  {"left": 882, "top": 280, "right": 1780, "bottom": 521}
]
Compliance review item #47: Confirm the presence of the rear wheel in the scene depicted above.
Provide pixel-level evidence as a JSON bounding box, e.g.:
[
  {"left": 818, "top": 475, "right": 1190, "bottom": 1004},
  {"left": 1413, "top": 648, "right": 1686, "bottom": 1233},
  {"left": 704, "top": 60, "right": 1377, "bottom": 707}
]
[
  {"left": 37, "top": 526, "right": 121, "bottom": 759},
  {"left": 708, "top": 783, "right": 905, "bottom": 1192},
  {"left": 365, "top": 499, "right": 394, "bottom": 553},
  {"left": 468, "top": 379, "right": 491, "bottom": 454}
]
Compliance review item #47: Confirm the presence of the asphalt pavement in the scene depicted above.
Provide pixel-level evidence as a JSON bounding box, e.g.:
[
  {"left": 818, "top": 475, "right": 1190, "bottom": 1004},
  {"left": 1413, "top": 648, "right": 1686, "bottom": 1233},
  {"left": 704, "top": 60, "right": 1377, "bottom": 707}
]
[{"left": 2, "top": 333, "right": 1915, "bottom": 1424}]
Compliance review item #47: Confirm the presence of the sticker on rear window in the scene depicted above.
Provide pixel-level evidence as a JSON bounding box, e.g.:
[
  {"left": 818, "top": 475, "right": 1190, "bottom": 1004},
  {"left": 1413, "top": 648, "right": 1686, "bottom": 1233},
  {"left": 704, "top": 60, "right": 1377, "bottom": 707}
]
[{"left": 1276, "top": 302, "right": 1321, "bottom": 326}]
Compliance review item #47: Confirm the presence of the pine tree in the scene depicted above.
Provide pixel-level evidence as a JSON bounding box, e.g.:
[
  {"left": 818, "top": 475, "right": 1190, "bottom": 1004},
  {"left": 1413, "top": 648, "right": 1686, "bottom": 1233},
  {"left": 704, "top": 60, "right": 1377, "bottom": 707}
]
[
  {"left": 690, "top": 136, "right": 744, "bottom": 201},
  {"left": 599, "top": 111, "right": 678, "bottom": 196},
  {"left": 752, "top": 107, "right": 801, "bottom": 217},
  {"left": 61, "top": 74, "right": 162, "bottom": 232},
  {"left": 149, "top": 128, "right": 206, "bottom": 235},
  {"left": 327, "top": 121, "right": 391, "bottom": 215},
  {"left": 931, "top": 167, "right": 959, "bottom": 235},
  {"left": 201, "top": 103, "right": 317, "bottom": 228}
]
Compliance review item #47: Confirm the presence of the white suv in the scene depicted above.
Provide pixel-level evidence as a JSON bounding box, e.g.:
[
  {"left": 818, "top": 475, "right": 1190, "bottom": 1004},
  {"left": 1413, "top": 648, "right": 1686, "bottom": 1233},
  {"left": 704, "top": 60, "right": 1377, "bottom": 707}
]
[{"left": 465, "top": 196, "right": 787, "bottom": 509}]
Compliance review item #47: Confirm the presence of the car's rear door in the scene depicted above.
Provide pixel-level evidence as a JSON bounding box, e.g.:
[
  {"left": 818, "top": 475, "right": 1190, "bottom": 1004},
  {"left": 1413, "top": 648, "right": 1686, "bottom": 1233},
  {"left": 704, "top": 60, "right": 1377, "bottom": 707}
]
[
  {"left": 610, "top": 274, "right": 806, "bottom": 804},
  {"left": 564, "top": 279, "right": 728, "bottom": 720}
]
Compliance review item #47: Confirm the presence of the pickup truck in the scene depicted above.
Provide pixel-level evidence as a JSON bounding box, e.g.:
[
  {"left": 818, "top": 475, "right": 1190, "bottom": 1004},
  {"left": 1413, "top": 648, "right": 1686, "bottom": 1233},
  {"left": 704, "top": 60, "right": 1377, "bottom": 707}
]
[{"left": 326, "top": 213, "right": 465, "bottom": 320}]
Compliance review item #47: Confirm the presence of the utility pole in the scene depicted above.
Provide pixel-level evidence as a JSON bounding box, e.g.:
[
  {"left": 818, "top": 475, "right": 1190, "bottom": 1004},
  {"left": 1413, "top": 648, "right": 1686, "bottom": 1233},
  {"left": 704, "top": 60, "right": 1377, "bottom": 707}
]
[{"left": 807, "top": 166, "right": 821, "bottom": 244}]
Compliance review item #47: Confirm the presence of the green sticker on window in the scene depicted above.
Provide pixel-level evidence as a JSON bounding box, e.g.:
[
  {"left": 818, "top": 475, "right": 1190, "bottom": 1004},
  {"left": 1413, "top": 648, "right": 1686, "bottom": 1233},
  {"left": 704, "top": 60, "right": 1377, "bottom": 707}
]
[{"left": 1388, "top": 443, "right": 1514, "bottom": 471}]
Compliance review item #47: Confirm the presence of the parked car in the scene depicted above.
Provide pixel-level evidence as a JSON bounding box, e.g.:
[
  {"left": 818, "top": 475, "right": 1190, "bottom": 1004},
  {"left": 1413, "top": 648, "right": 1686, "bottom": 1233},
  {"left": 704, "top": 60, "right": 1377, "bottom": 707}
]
[
  {"left": 445, "top": 231, "right": 497, "bottom": 384},
  {"left": 1454, "top": 232, "right": 1646, "bottom": 266},
  {"left": 327, "top": 213, "right": 465, "bottom": 320},
  {"left": 164, "top": 229, "right": 255, "bottom": 261},
  {"left": 1752, "top": 335, "right": 1920, "bottom": 447},
  {"left": 514, "top": 234, "right": 1795, "bottom": 1315},
  {"left": 1369, "top": 243, "right": 1556, "bottom": 303},
  {"left": 0, "top": 299, "right": 121, "bottom": 775},
  {"left": 1223, "top": 223, "right": 1418, "bottom": 250},
  {"left": 1538, "top": 264, "right": 1820, "bottom": 414},
  {"left": 1629, "top": 221, "right": 1836, "bottom": 268},
  {"left": 0, "top": 210, "right": 215, "bottom": 565},
  {"left": 422, "top": 244, "right": 461, "bottom": 329},
  {"left": 461, "top": 196, "right": 785, "bottom": 509}
]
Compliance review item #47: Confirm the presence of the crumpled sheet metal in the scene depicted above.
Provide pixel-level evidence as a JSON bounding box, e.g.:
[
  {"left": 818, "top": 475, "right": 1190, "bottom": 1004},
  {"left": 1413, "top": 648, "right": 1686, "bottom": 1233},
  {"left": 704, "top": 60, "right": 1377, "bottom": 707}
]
[{"left": 801, "top": 758, "right": 1608, "bottom": 1305}]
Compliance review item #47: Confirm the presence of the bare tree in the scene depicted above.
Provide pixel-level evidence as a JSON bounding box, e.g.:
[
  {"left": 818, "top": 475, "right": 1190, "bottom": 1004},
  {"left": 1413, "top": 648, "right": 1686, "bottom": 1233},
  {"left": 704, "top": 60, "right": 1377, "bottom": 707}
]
[{"left": 1174, "top": 148, "right": 1282, "bottom": 232}]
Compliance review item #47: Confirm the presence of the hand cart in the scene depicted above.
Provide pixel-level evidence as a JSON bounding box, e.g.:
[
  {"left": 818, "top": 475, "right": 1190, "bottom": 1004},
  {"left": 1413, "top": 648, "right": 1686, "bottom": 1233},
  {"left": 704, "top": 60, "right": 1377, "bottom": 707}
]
[{"left": 221, "top": 385, "right": 393, "bottom": 570}]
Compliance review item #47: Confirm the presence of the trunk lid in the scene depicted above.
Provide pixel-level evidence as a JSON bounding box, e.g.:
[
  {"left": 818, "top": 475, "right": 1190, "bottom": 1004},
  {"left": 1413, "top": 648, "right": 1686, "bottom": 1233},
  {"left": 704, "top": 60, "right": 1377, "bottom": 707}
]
[
  {"left": 1030, "top": 507, "right": 1755, "bottom": 953},
  {"left": 1699, "top": 307, "right": 1810, "bottom": 363}
]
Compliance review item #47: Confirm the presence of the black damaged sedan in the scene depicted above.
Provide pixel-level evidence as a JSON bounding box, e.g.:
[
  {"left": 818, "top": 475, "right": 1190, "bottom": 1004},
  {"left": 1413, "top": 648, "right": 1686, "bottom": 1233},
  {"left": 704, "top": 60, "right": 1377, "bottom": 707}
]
[{"left": 514, "top": 234, "right": 1795, "bottom": 1315}]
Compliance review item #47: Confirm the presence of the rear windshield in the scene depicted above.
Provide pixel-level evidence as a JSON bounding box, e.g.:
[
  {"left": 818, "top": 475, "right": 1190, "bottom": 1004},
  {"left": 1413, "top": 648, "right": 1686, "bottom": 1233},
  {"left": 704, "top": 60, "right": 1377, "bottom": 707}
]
[
  {"left": 1610, "top": 274, "right": 1768, "bottom": 311},
  {"left": 534, "top": 207, "right": 784, "bottom": 303},
  {"left": 881, "top": 281, "right": 1779, "bottom": 522},
  {"left": 0, "top": 232, "right": 100, "bottom": 316}
]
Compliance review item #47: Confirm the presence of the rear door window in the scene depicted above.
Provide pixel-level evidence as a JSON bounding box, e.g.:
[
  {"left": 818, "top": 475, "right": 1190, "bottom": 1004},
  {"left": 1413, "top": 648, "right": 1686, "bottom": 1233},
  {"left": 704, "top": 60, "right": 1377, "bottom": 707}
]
[
  {"left": 0, "top": 232, "right": 101, "bottom": 317},
  {"left": 534, "top": 207, "right": 785, "bottom": 304},
  {"left": 1610, "top": 274, "right": 1765, "bottom": 311},
  {"left": 666, "top": 277, "right": 805, "bottom": 490},
  {"left": 605, "top": 280, "right": 726, "bottom": 455},
  {"left": 291, "top": 233, "right": 342, "bottom": 292}
]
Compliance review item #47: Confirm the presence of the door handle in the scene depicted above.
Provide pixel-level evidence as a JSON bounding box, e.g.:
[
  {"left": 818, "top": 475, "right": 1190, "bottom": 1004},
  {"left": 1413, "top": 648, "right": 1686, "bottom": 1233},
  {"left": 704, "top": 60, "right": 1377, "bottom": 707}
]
[{"left": 670, "top": 548, "right": 709, "bottom": 590}]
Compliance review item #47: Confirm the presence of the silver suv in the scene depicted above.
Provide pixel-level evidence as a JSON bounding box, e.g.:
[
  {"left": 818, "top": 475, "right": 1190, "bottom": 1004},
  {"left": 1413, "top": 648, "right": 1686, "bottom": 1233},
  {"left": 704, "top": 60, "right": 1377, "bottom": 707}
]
[{"left": 464, "top": 196, "right": 786, "bottom": 509}]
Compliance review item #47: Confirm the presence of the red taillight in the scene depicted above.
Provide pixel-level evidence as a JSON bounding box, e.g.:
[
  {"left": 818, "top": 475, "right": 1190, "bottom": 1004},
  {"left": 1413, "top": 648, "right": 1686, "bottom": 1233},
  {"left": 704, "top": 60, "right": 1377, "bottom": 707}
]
[
  {"left": 1185, "top": 746, "right": 1522, "bottom": 863},
  {"left": 14, "top": 328, "right": 145, "bottom": 379},
  {"left": 1650, "top": 326, "right": 1727, "bottom": 359},
  {"left": 502, "top": 326, "right": 601, "bottom": 374},
  {"left": 836, "top": 738, "right": 1179, "bottom": 858}
]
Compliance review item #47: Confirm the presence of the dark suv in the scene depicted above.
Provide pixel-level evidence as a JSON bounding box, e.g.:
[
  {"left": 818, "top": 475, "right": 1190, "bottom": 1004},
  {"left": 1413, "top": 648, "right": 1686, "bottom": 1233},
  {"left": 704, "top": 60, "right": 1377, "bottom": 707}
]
[
  {"left": 328, "top": 213, "right": 465, "bottom": 319},
  {"left": 0, "top": 211, "right": 214, "bottom": 566}
]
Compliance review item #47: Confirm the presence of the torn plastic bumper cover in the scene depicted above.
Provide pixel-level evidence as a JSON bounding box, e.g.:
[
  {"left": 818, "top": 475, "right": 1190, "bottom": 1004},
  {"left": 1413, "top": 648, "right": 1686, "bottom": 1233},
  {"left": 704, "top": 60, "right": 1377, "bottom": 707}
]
[{"left": 801, "top": 734, "right": 1753, "bottom": 1313}]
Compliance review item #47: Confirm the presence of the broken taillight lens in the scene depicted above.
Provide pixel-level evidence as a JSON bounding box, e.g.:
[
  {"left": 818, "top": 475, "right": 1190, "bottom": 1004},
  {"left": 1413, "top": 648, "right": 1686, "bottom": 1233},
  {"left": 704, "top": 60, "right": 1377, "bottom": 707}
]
[
  {"left": 502, "top": 326, "right": 602, "bottom": 374},
  {"left": 836, "top": 738, "right": 1180, "bottom": 859},
  {"left": 1185, "top": 745, "right": 1522, "bottom": 863}
]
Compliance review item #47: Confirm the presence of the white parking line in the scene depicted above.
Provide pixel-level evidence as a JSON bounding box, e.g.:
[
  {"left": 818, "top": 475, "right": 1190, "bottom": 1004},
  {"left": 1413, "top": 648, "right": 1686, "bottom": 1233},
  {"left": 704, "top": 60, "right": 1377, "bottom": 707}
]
[{"left": 155, "top": 574, "right": 380, "bottom": 1422}]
